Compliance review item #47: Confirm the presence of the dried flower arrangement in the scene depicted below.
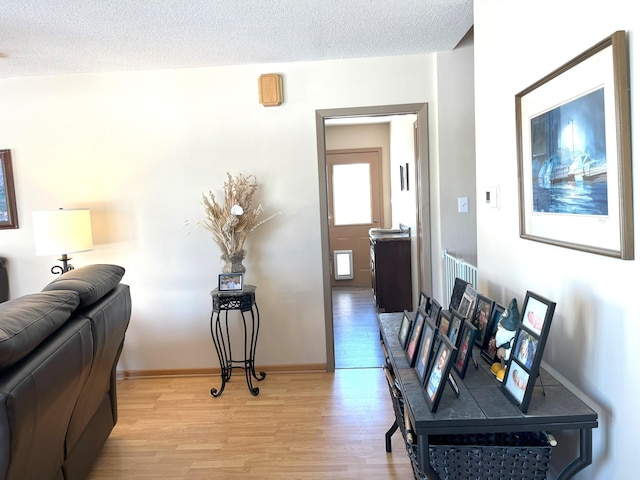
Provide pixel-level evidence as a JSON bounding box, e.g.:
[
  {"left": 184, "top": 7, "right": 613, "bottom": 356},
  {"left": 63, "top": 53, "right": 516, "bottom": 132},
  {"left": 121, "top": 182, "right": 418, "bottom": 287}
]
[{"left": 197, "top": 173, "right": 279, "bottom": 273}]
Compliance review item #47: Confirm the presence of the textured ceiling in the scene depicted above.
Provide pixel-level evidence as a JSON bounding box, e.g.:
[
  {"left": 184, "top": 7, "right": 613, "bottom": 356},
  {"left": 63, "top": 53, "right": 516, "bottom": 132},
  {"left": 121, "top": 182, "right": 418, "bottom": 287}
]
[{"left": 0, "top": 1, "right": 473, "bottom": 79}]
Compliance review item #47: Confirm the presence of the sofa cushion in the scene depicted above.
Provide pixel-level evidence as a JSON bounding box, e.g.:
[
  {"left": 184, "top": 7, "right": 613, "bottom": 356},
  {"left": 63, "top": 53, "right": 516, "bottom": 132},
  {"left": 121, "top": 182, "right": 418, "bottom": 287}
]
[
  {"left": 0, "top": 289, "right": 80, "bottom": 368},
  {"left": 42, "top": 264, "right": 125, "bottom": 308}
]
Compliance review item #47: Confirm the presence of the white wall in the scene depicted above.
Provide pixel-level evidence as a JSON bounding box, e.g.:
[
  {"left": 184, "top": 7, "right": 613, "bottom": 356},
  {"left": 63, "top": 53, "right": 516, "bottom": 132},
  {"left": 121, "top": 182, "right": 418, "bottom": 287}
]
[
  {"left": 0, "top": 54, "right": 435, "bottom": 372},
  {"left": 475, "top": 1, "right": 638, "bottom": 478},
  {"left": 431, "top": 30, "right": 478, "bottom": 303}
]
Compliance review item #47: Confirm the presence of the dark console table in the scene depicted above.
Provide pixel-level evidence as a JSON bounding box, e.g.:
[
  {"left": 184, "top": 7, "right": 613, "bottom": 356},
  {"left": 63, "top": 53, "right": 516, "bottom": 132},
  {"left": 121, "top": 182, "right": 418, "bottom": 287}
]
[
  {"left": 209, "top": 285, "right": 265, "bottom": 396},
  {"left": 378, "top": 312, "right": 598, "bottom": 480}
]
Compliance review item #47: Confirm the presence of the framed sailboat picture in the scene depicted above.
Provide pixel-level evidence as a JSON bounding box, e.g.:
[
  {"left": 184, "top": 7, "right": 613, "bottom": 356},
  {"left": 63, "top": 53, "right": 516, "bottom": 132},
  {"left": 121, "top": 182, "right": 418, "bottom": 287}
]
[{"left": 516, "top": 31, "right": 633, "bottom": 259}]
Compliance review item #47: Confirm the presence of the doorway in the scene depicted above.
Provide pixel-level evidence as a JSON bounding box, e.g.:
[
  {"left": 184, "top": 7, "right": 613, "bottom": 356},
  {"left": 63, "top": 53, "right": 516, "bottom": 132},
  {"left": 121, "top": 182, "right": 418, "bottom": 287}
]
[
  {"left": 316, "top": 103, "right": 432, "bottom": 372},
  {"left": 327, "top": 147, "right": 383, "bottom": 288}
]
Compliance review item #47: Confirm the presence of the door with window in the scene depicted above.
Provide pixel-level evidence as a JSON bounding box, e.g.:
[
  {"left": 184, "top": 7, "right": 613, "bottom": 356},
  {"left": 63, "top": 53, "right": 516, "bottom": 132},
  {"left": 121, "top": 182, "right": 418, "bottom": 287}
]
[{"left": 327, "top": 148, "right": 383, "bottom": 288}]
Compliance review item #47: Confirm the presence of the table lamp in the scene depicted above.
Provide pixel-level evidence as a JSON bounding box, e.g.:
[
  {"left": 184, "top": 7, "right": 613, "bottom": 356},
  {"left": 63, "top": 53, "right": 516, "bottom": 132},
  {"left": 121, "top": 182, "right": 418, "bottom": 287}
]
[{"left": 32, "top": 208, "right": 93, "bottom": 275}]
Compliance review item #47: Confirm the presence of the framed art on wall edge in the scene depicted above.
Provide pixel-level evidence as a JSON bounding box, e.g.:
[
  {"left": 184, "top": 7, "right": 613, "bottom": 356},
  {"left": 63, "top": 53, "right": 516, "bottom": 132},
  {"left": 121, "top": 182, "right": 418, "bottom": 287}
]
[
  {"left": 516, "top": 30, "right": 633, "bottom": 259},
  {"left": 0, "top": 150, "right": 18, "bottom": 230}
]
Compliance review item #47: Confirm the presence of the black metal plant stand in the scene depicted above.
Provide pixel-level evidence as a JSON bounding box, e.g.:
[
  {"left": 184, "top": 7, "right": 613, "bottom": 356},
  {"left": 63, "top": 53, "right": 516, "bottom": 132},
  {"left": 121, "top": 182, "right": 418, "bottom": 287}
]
[{"left": 209, "top": 285, "right": 266, "bottom": 396}]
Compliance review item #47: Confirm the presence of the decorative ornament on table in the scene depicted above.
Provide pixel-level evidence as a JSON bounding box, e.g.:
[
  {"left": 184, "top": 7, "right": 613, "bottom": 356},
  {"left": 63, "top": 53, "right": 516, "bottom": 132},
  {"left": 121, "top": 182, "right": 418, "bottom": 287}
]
[
  {"left": 490, "top": 298, "right": 520, "bottom": 382},
  {"left": 189, "top": 173, "right": 280, "bottom": 274}
]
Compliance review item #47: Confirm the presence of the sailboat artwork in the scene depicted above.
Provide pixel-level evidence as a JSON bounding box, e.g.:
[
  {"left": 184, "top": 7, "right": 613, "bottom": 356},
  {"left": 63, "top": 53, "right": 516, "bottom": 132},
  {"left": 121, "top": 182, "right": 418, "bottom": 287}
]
[{"left": 530, "top": 87, "right": 608, "bottom": 216}]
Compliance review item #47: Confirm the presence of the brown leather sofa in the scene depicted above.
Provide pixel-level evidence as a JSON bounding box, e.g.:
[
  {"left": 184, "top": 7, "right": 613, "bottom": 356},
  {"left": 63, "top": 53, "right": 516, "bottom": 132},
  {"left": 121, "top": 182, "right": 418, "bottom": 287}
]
[{"left": 0, "top": 264, "right": 131, "bottom": 480}]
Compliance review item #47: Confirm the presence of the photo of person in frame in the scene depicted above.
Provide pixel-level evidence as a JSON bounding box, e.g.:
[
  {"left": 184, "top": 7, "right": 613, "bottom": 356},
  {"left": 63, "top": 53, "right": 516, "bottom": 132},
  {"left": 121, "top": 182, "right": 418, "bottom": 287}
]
[
  {"left": 473, "top": 298, "right": 492, "bottom": 344},
  {"left": 415, "top": 323, "right": 435, "bottom": 381},
  {"left": 505, "top": 362, "right": 530, "bottom": 404},
  {"left": 448, "top": 315, "right": 461, "bottom": 345},
  {"left": 426, "top": 344, "right": 450, "bottom": 401},
  {"left": 455, "top": 329, "right": 472, "bottom": 371},
  {"left": 522, "top": 296, "right": 547, "bottom": 335},
  {"left": 515, "top": 330, "right": 538, "bottom": 370}
]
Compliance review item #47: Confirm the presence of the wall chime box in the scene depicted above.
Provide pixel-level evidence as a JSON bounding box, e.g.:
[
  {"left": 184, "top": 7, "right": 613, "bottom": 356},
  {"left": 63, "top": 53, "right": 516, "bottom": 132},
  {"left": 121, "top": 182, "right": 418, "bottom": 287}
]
[{"left": 258, "top": 74, "right": 283, "bottom": 106}]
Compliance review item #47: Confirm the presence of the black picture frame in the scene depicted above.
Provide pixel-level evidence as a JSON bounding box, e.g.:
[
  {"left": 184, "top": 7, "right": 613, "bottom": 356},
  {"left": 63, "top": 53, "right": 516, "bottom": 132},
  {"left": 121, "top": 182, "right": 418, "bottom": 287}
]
[
  {"left": 453, "top": 320, "right": 478, "bottom": 379},
  {"left": 472, "top": 294, "right": 495, "bottom": 348},
  {"left": 418, "top": 290, "right": 430, "bottom": 313},
  {"left": 414, "top": 316, "right": 438, "bottom": 385},
  {"left": 218, "top": 273, "right": 244, "bottom": 291},
  {"left": 457, "top": 284, "right": 477, "bottom": 319},
  {"left": 0, "top": 150, "right": 18, "bottom": 230},
  {"left": 448, "top": 277, "right": 469, "bottom": 311},
  {"left": 429, "top": 298, "right": 442, "bottom": 327},
  {"left": 423, "top": 335, "right": 457, "bottom": 412},
  {"left": 405, "top": 307, "right": 427, "bottom": 367},
  {"left": 480, "top": 302, "right": 505, "bottom": 364},
  {"left": 502, "top": 291, "right": 556, "bottom": 413},
  {"left": 398, "top": 310, "right": 413, "bottom": 349},
  {"left": 438, "top": 309, "right": 451, "bottom": 336},
  {"left": 447, "top": 309, "right": 465, "bottom": 347}
]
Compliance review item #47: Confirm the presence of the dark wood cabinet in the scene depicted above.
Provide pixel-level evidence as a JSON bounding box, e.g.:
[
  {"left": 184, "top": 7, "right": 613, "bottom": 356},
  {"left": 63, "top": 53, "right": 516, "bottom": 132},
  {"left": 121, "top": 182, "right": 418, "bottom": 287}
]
[{"left": 370, "top": 234, "right": 412, "bottom": 312}]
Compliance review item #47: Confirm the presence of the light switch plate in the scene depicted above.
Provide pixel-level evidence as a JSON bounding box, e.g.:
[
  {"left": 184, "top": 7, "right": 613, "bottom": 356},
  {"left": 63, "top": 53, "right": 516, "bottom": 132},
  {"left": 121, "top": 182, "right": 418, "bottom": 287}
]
[{"left": 458, "top": 197, "right": 469, "bottom": 213}]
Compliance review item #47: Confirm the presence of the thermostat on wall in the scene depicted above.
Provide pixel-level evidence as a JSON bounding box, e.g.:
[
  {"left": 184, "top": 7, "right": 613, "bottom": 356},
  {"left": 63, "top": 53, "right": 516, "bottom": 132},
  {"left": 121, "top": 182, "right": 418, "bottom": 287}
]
[{"left": 486, "top": 186, "right": 499, "bottom": 208}]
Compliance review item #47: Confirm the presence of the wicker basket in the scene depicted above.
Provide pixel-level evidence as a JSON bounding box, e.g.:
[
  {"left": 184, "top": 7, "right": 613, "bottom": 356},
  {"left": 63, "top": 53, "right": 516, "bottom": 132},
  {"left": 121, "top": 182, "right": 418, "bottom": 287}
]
[{"left": 415, "top": 431, "right": 552, "bottom": 480}]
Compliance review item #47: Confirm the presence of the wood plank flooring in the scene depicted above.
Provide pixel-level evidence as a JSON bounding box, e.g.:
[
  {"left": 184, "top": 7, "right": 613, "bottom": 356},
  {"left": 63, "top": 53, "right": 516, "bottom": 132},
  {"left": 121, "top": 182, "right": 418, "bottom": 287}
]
[
  {"left": 88, "top": 369, "right": 413, "bottom": 479},
  {"left": 333, "top": 286, "right": 386, "bottom": 369}
]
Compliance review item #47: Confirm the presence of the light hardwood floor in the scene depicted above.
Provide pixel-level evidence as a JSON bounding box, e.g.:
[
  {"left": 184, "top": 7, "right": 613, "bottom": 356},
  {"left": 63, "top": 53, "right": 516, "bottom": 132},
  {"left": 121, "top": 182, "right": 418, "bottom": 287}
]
[
  {"left": 88, "top": 369, "right": 414, "bottom": 479},
  {"left": 333, "top": 286, "right": 385, "bottom": 369}
]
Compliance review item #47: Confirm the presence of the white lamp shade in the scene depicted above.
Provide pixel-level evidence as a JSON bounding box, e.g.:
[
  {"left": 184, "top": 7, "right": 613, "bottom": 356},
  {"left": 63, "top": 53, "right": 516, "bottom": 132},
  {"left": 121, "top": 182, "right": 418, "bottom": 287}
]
[{"left": 32, "top": 209, "right": 93, "bottom": 256}]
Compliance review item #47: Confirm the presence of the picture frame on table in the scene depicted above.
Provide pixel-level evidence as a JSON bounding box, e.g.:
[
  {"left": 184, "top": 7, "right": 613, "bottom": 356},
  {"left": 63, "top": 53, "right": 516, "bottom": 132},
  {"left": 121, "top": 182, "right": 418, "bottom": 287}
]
[
  {"left": 423, "top": 335, "right": 457, "bottom": 412},
  {"left": 453, "top": 320, "right": 478, "bottom": 379},
  {"left": 480, "top": 302, "right": 505, "bottom": 364},
  {"left": 472, "top": 294, "right": 495, "bottom": 348},
  {"left": 0, "top": 150, "right": 18, "bottom": 230},
  {"left": 429, "top": 298, "right": 442, "bottom": 327},
  {"left": 457, "top": 285, "right": 477, "bottom": 319},
  {"left": 398, "top": 310, "right": 413, "bottom": 349},
  {"left": 418, "top": 290, "right": 430, "bottom": 313},
  {"left": 516, "top": 31, "right": 633, "bottom": 260},
  {"left": 218, "top": 273, "right": 244, "bottom": 292},
  {"left": 414, "top": 316, "right": 438, "bottom": 385},
  {"left": 447, "top": 309, "right": 466, "bottom": 347},
  {"left": 501, "top": 291, "right": 556, "bottom": 413},
  {"left": 438, "top": 309, "right": 451, "bottom": 336},
  {"left": 449, "top": 278, "right": 469, "bottom": 312},
  {"left": 404, "top": 307, "right": 427, "bottom": 367}
]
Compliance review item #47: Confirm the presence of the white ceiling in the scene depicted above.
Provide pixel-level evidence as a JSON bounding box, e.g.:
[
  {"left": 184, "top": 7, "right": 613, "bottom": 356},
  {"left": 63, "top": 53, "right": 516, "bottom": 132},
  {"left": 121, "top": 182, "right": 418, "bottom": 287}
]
[{"left": 0, "top": 0, "right": 473, "bottom": 79}]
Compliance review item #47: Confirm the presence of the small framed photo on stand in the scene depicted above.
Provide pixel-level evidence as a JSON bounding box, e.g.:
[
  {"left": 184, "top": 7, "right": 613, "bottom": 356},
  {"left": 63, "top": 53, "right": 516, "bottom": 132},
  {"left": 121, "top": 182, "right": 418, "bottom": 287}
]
[
  {"left": 501, "top": 291, "right": 556, "bottom": 413},
  {"left": 414, "top": 317, "right": 438, "bottom": 385},
  {"left": 398, "top": 310, "right": 413, "bottom": 349},
  {"left": 480, "top": 302, "right": 505, "bottom": 364},
  {"left": 423, "top": 335, "right": 457, "bottom": 412},
  {"left": 218, "top": 273, "right": 244, "bottom": 292},
  {"left": 453, "top": 320, "right": 478, "bottom": 379},
  {"left": 405, "top": 308, "right": 427, "bottom": 367}
]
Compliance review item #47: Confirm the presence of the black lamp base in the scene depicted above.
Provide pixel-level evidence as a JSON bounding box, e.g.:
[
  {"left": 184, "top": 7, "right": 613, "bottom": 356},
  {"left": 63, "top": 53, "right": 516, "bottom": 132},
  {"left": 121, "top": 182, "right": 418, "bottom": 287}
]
[{"left": 51, "top": 254, "right": 74, "bottom": 275}]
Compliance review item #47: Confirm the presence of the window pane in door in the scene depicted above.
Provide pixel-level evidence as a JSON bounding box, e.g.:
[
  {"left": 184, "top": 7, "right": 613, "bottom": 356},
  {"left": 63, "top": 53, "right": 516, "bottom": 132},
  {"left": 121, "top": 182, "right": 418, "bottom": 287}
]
[{"left": 333, "top": 163, "right": 372, "bottom": 225}]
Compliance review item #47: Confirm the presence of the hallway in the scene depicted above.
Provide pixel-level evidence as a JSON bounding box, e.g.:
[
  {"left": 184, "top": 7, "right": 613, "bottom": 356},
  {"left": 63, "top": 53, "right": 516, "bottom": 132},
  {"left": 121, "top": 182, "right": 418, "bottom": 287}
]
[{"left": 332, "top": 286, "right": 386, "bottom": 369}]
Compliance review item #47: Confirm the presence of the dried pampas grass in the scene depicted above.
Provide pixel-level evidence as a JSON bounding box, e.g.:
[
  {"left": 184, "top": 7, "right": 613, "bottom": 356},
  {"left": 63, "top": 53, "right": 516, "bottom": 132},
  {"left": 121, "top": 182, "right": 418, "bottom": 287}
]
[{"left": 198, "top": 173, "right": 279, "bottom": 258}]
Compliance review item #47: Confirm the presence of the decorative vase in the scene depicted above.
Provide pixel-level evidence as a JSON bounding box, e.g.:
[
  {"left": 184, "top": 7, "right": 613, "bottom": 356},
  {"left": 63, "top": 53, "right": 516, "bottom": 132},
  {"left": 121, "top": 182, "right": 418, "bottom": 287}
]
[{"left": 221, "top": 250, "right": 246, "bottom": 274}]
